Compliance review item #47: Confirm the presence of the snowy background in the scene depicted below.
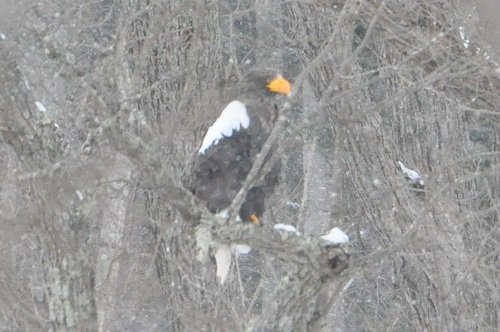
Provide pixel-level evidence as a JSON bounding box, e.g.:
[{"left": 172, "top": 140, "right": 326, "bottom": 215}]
[{"left": 0, "top": 0, "right": 499, "bottom": 331}]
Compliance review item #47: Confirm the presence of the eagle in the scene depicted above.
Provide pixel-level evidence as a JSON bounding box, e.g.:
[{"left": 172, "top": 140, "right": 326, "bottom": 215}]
[{"left": 191, "top": 73, "right": 292, "bottom": 225}]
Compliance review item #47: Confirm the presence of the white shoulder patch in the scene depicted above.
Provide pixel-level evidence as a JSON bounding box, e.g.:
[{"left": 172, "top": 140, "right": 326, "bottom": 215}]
[{"left": 198, "top": 100, "right": 250, "bottom": 154}]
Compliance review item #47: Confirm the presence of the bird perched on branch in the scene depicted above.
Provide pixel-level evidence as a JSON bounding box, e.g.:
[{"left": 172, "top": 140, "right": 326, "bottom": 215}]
[{"left": 191, "top": 73, "right": 292, "bottom": 225}]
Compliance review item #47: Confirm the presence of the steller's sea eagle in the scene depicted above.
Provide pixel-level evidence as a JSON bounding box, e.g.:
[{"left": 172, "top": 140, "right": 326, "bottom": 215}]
[{"left": 191, "top": 73, "right": 292, "bottom": 225}]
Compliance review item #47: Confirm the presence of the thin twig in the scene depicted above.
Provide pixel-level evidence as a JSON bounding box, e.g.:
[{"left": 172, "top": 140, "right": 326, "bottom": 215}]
[{"left": 227, "top": 101, "right": 291, "bottom": 222}]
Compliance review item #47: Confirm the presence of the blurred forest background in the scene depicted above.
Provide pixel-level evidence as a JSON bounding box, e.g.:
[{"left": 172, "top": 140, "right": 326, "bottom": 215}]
[{"left": 0, "top": 0, "right": 498, "bottom": 331}]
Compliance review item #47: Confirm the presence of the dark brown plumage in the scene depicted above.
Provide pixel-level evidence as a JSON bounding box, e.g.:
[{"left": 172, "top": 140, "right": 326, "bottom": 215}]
[{"left": 191, "top": 73, "right": 290, "bottom": 224}]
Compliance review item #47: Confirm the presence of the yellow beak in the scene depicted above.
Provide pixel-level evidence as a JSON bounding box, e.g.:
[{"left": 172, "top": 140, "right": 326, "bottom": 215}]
[{"left": 266, "top": 75, "right": 292, "bottom": 97}]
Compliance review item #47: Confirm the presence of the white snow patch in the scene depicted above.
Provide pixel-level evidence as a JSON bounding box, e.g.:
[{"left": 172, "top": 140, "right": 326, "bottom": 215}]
[
  {"left": 198, "top": 100, "right": 250, "bottom": 154},
  {"left": 274, "top": 223, "right": 301, "bottom": 235},
  {"left": 459, "top": 26, "right": 469, "bottom": 49},
  {"left": 215, "top": 244, "right": 231, "bottom": 284},
  {"left": 397, "top": 161, "right": 421, "bottom": 181},
  {"left": 35, "top": 101, "right": 47, "bottom": 113},
  {"left": 0, "top": 32, "right": 6, "bottom": 40},
  {"left": 215, "top": 243, "right": 252, "bottom": 284},
  {"left": 216, "top": 209, "right": 229, "bottom": 219},
  {"left": 231, "top": 243, "right": 251, "bottom": 256},
  {"left": 320, "top": 227, "right": 349, "bottom": 245}
]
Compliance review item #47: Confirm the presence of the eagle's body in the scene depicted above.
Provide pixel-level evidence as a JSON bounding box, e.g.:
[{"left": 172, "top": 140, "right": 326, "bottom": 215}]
[{"left": 191, "top": 73, "right": 289, "bottom": 223}]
